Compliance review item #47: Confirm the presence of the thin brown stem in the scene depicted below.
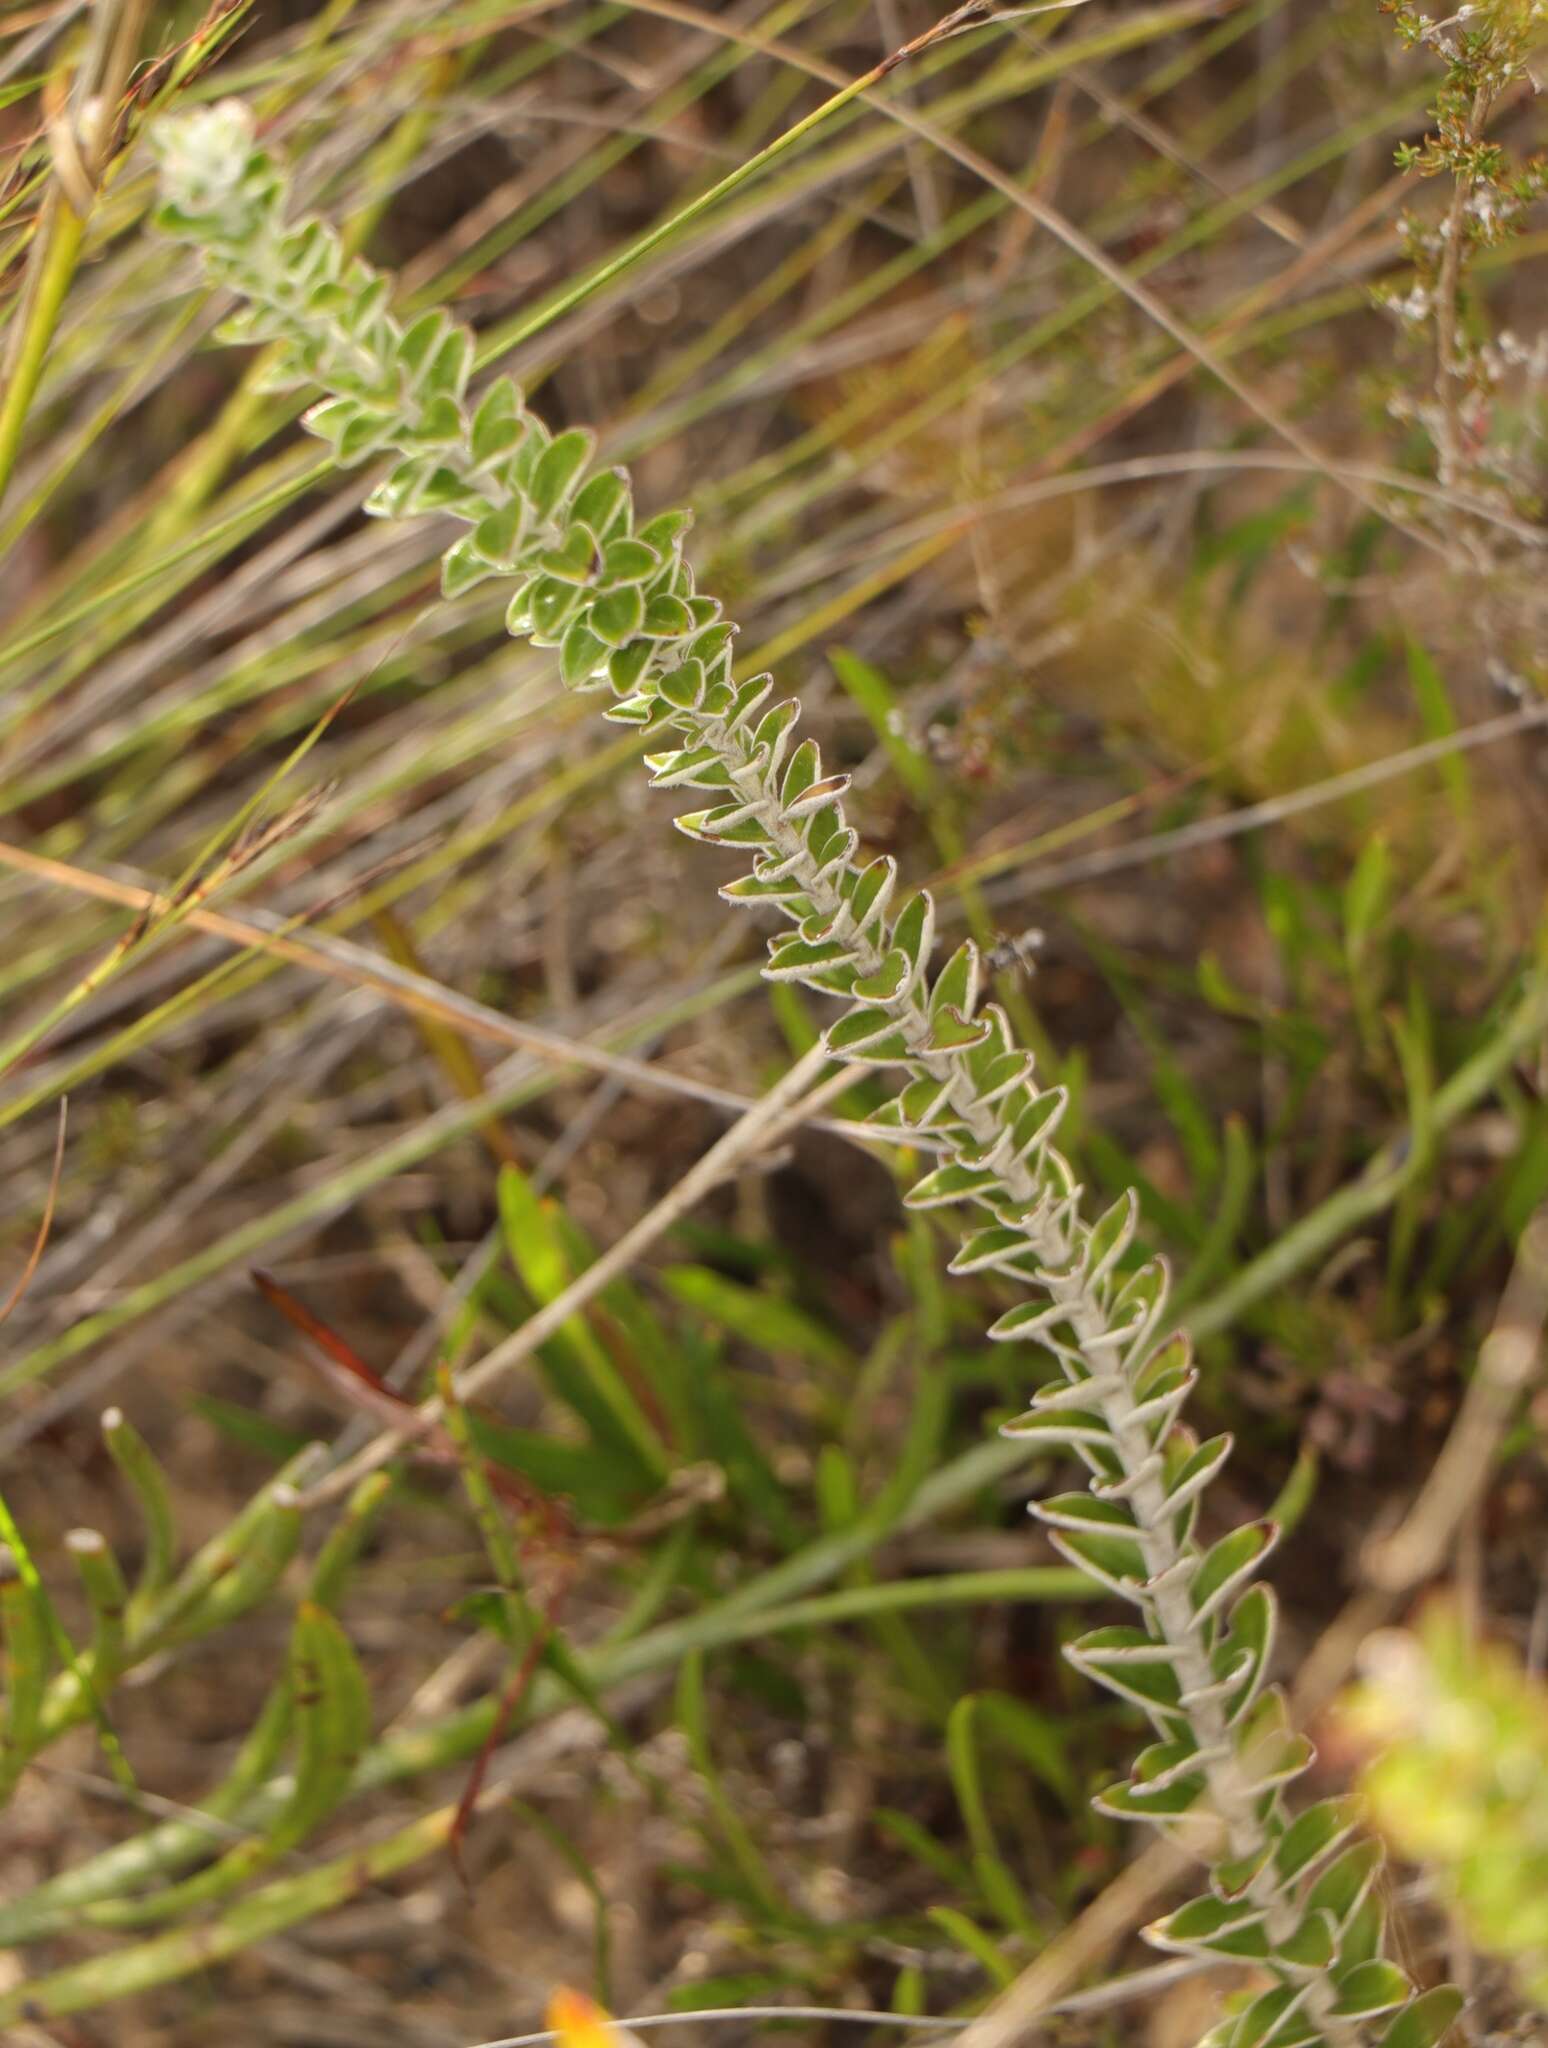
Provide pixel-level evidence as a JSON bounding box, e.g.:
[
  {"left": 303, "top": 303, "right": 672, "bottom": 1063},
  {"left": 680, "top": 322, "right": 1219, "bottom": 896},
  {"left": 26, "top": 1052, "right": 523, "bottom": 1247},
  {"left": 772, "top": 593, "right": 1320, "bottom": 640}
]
[{"left": 1433, "top": 85, "right": 1490, "bottom": 491}]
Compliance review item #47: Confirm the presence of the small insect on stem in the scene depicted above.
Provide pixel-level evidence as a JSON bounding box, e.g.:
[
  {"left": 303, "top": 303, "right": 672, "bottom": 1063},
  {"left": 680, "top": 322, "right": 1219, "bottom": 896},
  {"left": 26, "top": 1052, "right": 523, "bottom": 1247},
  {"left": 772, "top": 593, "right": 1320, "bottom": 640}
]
[{"left": 985, "top": 925, "right": 1045, "bottom": 977}]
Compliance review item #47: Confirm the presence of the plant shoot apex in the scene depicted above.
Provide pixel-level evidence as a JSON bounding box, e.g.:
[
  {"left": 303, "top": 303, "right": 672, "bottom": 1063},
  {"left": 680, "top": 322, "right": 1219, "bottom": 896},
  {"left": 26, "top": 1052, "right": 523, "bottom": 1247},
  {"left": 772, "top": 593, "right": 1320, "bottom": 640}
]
[{"left": 151, "top": 101, "right": 257, "bottom": 218}]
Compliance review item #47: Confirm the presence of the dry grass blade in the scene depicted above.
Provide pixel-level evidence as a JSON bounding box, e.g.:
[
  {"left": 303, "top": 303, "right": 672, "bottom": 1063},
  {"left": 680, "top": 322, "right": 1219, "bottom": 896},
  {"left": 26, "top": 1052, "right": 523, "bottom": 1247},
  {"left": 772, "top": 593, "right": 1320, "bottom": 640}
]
[{"left": 0, "top": 1097, "right": 65, "bottom": 1327}]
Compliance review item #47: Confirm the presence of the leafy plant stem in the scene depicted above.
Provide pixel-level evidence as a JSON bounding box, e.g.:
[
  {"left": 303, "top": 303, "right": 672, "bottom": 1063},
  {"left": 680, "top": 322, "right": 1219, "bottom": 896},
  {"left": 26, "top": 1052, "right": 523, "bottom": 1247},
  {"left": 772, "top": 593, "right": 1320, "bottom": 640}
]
[{"left": 123, "top": 87, "right": 1475, "bottom": 2046}]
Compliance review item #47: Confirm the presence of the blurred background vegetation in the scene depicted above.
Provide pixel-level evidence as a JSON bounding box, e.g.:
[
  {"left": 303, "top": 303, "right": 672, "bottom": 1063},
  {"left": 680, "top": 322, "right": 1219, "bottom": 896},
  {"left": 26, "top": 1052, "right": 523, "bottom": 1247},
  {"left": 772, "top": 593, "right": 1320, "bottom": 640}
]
[{"left": 0, "top": 0, "right": 1545, "bottom": 2042}]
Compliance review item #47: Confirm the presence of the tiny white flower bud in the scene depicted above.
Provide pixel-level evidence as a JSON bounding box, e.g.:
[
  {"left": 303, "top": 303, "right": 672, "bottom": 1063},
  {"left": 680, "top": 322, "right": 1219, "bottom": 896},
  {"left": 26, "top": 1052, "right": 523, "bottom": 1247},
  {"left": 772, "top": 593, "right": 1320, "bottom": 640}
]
[{"left": 151, "top": 100, "right": 257, "bottom": 216}]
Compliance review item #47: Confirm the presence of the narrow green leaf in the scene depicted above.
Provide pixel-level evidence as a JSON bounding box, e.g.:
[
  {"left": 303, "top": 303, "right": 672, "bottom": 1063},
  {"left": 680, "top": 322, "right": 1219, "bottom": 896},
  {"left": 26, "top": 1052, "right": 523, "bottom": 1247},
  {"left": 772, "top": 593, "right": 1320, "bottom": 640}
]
[{"left": 1378, "top": 1987, "right": 1466, "bottom": 2048}]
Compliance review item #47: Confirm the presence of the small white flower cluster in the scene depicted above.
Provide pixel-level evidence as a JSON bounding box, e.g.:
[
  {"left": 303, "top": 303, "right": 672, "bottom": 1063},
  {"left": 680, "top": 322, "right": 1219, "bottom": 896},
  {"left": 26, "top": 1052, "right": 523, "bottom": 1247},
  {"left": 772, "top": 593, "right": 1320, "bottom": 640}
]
[
  {"left": 1414, "top": 6, "right": 1475, "bottom": 58},
  {"left": 149, "top": 98, "right": 257, "bottom": 218},
  {"left": 1385, "top": 282, "right": 1435, "bottom": 327},
  {"left": 1468, "top": 185, "right": 1504, "bottom": 232},
  {"left": 1494, "top": 327, "right": 1548, "bottom": 377}
]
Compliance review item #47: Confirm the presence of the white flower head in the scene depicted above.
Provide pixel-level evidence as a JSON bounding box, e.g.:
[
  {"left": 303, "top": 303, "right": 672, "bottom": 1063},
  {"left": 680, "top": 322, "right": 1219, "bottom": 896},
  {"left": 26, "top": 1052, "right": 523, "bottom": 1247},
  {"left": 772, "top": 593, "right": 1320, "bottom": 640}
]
[{"left": 152, "top": 100, "right": 256, "bottom": 217}]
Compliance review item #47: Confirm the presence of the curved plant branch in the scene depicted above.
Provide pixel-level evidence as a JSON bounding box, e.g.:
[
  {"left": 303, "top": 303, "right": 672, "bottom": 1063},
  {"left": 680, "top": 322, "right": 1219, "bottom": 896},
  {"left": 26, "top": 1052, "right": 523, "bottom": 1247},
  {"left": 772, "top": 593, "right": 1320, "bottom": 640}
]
[{"left": 149, "top": 102, "right": 1461, "bottom": 2048}]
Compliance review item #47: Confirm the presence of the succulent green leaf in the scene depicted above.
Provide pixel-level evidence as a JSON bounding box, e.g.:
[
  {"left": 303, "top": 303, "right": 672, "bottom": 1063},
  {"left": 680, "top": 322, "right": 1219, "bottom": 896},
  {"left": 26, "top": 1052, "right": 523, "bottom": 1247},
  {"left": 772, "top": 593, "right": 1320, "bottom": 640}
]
[
  {"left": 529, "top": 576, "right": 584, "bottom": 639},
  {"left": 636, "top": 507, "right": 692, "bottom": 550},
  {"left": 560, "top": 620, "right": 607, "bottom": 687},
  {"left": 1377, "top": 1988, "right": 1466, "bottom": 2048},
  {"left": 571, "top": 468, "right": 631, "bottom": 535},
  {"left": 424, "top": 328, "right": 473, "bottom": 400},
  {"left": 643, "top": 593, "right": 693, "bottom": 637},
  {"left": 930, "top": 941, "right": 980, "bottom": 1022},
  {"left": 530, "top": 428, "right": 596, "bottom": 517},
  {"left": 473, "top": 502, "right": 527, "bottom": 567},
  {"left": 1332, "top": 1960, "right": 1412, "bottom": 2019},
  {"left": 397, "top": 308, "right": 448, "bottom": 382},
  {"left": 600, "top": 538, "right": 659, "bottom": 584},
  {"left": 538, "top": 527, "right": 594, "bottom": 582},
  {"left": 588, "top": 584, "right": 645, "bottom": 646},
  {"left": 471, "top": 378, "right": 523, "bottom": 462}
]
